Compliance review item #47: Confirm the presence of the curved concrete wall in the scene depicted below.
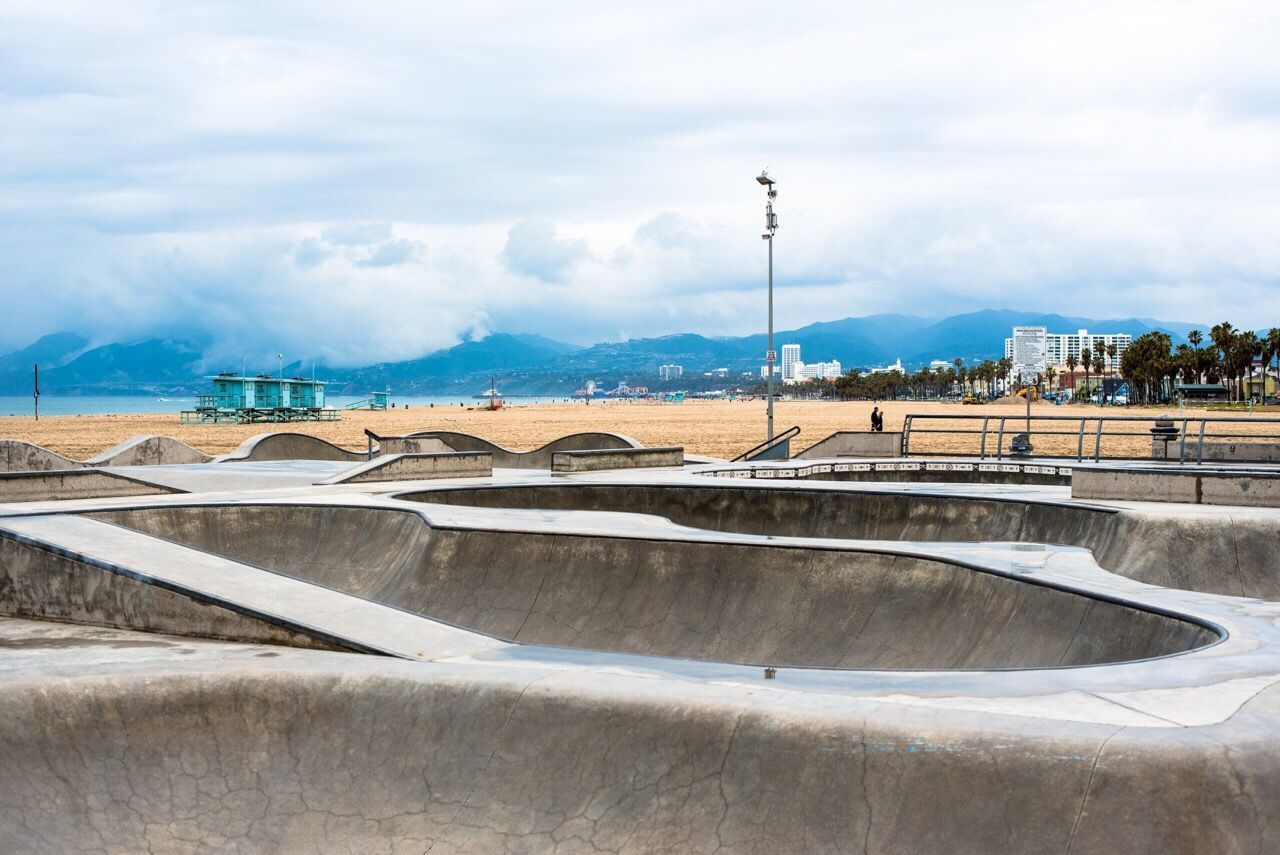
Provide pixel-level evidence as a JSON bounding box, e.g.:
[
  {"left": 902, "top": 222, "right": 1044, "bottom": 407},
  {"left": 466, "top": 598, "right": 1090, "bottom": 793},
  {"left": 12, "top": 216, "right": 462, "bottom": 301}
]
[
  {"left": 12, "top": 657, "right": 1270, "bottom": 854},
  {"left": 401, "top": 482, "right": 1280, "bottom": 600},
  {"left": 214, "top": 432, "right": 366, "bottom": 463},
  {"left": 0, "top": 440, "right": 83, "bottom": 472},
  {"left": 404, "top": 430, "right": 642, "bottom": 469},
  {"left": 1, "top": 435, "right": 211, "bottom": 471},
  {"left": 84, "top": 435, "right": 212, "bottom": 467},
  {"left": 97, "top": 504, "right": 1214, "bottom": 669}
]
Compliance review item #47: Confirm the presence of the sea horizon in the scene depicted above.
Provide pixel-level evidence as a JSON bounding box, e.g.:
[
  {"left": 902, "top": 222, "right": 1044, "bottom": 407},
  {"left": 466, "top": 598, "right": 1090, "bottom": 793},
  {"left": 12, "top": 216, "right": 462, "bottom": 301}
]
[{"left": 0, "top": 394, "right": 575, "bottom": 417}]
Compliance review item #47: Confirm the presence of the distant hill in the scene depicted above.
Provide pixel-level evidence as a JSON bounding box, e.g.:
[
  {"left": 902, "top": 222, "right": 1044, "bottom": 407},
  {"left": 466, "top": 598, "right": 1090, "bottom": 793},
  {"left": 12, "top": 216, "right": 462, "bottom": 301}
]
[
  {"left": 330, "top": 333, "right": 581, "bottom": 394},
  {"left": 0, "top": 331, "right": 88, "bottom": 375},
  {"left": 0, "top": 312, "right": 1211, "bottom": 395}
]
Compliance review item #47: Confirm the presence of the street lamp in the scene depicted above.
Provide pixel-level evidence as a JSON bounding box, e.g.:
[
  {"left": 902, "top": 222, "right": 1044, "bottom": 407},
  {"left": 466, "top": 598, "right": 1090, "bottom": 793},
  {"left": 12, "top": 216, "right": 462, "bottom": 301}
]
[{"left": 757, "top": 169, "right": 778, "bottom": 441}]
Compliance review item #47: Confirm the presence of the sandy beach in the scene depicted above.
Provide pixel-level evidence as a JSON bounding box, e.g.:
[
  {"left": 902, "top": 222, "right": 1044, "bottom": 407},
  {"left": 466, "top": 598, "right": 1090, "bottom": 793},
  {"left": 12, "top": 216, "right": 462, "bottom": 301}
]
[{"left": 0, "top": 398, "right": 1270, "bottom": 461}]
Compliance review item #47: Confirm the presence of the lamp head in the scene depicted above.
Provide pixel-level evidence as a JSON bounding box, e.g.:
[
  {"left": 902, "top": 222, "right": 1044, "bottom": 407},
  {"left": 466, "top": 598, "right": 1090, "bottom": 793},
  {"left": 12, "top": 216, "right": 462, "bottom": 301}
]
[{"left": 756, "top": 170, "right": 775, "bottom": 186}]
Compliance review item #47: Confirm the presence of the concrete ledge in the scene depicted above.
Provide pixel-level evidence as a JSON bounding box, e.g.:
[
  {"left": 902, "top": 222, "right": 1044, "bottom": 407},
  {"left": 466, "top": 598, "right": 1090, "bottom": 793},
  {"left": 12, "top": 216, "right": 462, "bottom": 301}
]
[
  {"left": 702, "top": 458, "right": 1072, "bottom": 485},
  {"left": 0, "top": 469, "right": 183, "bottom": 503},
  {"left": 796, "top": 431, "right": 904, "bottom": 459},
  {"left": 376, "top": 436, "right": 455, "bottom": 455},
  {"left": 319, "top": 452, "right": 492, "bottom": 484},
  {"left": 1153, "top": 439, "right": 1280, "bottom": 463},
  {"left": 551, "top": 447, "right": 684, "bottom": 472},
  {"left": 1073, "top": 467, "right": 1280, "bottom": 507}
]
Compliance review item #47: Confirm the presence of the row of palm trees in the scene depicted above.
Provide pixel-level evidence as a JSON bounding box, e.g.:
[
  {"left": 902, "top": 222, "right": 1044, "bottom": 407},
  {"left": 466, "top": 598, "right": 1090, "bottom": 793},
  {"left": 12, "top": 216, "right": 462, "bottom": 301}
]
[
  {"left": 1117, "top": 324, "right": 1280, "bottom": 405},
  {"left": 1059, "top": 342, "right": 1121, "bottom": 398},
  {"left": 800, "top": 324, "right": 1280, "bottom": 405}
]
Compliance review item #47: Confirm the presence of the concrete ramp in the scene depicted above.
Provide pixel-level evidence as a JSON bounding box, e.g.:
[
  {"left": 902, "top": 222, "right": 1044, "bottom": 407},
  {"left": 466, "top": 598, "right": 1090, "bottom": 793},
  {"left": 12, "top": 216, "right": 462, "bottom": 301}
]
[
  {"left": 98, "top": 503, "right": 1216, "bottom": 669},
  {"left": 0, "top": 514, "right": 503, "bottom": 660}
]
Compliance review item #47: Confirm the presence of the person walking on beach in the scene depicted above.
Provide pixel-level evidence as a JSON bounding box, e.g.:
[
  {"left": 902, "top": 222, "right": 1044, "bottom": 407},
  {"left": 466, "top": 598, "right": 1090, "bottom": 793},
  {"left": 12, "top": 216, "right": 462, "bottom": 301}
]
[{"left": 870, "top": 407, "right": 883, "bottom": 432}]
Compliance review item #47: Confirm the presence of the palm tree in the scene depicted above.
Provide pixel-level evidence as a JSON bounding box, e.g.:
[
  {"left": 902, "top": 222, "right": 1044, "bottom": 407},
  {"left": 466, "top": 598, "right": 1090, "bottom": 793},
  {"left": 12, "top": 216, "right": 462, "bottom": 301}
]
[
  {"left": 1045, "top": 365, "right": 1057, "bottom": 393},
  {"left": 1211, "top": 322, "right": 1237, "bottom": 400},
  {"left": 1106, "top": 343, "right": 1118, "bottom": 377},
  {"left": 1081, "top": 348, "right": 1093, "bottom": 403},
  {"left": 997, "top": 357, "right": 1013, "bottom": 396},
  {"left": 1065, "top": 355, "right": 1078, "bottom": 398},
  {"left": 1268, "top": 328, "right": 1280, "bottom": 402},
  {"left": 1239, "top": 330, "right": 1262, "bottom": 403},
  {"left": 1187, "top": 330, "right": 1204, "bottom": 383}
]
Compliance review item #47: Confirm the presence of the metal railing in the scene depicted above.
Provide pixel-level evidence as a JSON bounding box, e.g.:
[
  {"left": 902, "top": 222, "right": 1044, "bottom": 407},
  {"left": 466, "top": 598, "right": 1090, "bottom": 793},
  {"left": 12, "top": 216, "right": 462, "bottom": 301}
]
[
  {"left": 901, "top": 414, "right": 1280, "bottom": 463},
  {"left": 732, "top": 425, "right": 801, "bottom": 462}
]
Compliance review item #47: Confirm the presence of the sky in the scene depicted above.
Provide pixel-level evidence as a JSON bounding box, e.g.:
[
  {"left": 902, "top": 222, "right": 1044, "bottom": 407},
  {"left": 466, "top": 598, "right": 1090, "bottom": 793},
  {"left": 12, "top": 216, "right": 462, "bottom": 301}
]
[{"left": 3, "top": 1, "right": 1279, "bottom": 365}]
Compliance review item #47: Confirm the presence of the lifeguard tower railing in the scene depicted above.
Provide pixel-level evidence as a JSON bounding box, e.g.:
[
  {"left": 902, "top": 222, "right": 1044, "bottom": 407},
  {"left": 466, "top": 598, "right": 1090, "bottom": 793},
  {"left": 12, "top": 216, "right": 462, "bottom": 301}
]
[
  {"left": 180, "top": 398, "right": 340, "bottom": 425},
  {"left": 901, "top": 413, "right": 1280, "bottom": 463}
]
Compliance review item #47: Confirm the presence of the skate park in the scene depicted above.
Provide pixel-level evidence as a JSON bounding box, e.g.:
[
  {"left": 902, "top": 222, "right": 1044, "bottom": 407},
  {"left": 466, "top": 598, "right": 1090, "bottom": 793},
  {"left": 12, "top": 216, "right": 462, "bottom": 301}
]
[{"left": 2, "top": 423, "right": 1280, "bottom": 852}]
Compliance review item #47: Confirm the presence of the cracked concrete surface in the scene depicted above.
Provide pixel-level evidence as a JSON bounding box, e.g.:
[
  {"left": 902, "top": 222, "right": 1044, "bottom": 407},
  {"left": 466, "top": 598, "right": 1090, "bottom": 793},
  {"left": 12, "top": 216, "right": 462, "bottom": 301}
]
[{"left": 1, "top": 456, "right": 1280, "bottom": 851}]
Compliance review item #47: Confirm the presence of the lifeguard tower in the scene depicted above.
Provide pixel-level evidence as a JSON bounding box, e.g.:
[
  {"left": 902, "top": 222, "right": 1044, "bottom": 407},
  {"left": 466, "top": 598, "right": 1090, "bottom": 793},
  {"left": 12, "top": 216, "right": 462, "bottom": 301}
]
[
  {"left": 182, "top": 374, "right": 339, "bottom": 424},
  {"left": 343, "top": 389, "right": 391, "bottom": 411}
]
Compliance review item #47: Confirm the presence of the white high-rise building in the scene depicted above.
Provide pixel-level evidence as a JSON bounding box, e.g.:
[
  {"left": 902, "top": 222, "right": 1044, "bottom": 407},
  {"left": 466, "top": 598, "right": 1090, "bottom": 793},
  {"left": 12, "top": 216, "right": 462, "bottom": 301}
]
[
  {"left": 793, "top": 360, "right": 842, "bottom": 380},
  {"left": 781, "top": 344, "right": 801, "bottom": 380},
  {"left": 1004, "top": 329, "right": 1133, "bottom": 370},
  {"left": 658, "top": 364, "right": 683, "bottom": 381}
]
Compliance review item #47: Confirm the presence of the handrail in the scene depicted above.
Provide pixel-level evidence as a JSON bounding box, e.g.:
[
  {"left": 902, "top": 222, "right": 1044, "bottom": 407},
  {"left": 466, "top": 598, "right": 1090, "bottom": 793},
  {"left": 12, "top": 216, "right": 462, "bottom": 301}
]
[
  {"left": 901, "top": 413, "right": 1280, "bottom": 462},
  {"left": 363, "top": 428, "right": 383, "bottom": 459},
  {"left": 732, "top": 425, "right": 801, "bottom": 462}
]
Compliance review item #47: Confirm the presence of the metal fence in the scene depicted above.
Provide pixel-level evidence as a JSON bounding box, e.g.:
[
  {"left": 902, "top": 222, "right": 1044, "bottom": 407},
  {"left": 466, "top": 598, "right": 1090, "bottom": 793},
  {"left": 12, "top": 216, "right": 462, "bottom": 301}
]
[{"left": 901, "top": 413, "right": 1280, "bottom": 463}]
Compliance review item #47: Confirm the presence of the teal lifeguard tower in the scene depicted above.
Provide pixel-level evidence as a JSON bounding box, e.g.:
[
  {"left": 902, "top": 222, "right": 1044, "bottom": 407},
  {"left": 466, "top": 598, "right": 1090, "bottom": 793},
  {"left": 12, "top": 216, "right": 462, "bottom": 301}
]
[
  {"left": 182, "top": 374, "right": 339, "bottom": 424},
  {"left": 343, "top": 389, "right": 391, "bottom": 410}
]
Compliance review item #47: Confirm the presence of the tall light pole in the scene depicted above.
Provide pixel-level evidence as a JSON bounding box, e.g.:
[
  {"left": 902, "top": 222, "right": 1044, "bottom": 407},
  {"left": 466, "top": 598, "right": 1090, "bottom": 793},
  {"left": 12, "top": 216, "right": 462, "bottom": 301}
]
[{"left": 757, "top": 169, "right": 778, "bottom": 441}]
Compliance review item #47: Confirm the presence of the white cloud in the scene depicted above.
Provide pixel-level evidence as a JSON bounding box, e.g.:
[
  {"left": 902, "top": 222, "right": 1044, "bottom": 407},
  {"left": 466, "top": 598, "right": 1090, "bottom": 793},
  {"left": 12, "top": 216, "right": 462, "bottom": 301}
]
[
  {"left": 1, "top": 0, "right": 1279, "bottom": 360},
  {"left": 500, "top": 220, "right": 588, "bottom": 282}
]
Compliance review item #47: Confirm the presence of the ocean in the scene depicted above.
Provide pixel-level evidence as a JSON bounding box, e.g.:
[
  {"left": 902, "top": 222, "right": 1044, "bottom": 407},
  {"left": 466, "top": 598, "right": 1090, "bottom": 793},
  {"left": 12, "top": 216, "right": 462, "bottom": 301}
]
[{"left": 0, "top": 394, "right": 574, "bottom": 417}]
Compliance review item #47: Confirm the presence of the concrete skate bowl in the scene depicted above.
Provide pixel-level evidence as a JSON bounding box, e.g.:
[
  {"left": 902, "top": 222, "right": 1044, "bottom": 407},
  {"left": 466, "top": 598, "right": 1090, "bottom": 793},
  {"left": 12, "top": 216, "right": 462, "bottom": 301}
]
[
  {"left": 401, "top": 430, "right": 643, "bottom": 468},
  {"left": 400, "top": 482, "right": 1280, "bottom": 599},
  {"left": 214, "top": 432, "right": 365, "bottom": 463},
  {"left": 94, "top": 503, "right": 1217, "bottom": 669}
]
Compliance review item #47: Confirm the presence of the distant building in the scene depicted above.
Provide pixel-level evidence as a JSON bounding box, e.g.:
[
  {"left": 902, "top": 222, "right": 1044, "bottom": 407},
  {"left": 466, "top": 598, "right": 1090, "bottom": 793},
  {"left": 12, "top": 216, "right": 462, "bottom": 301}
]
[
  {"left": 793, "top": 360, "right": 842, "bottom": 381},
  {"left": 869, "top": 359, "right": 905, "bottom": 375},
  {"left": 658, "top": 364, "right": 683, "bottom": 381},
  {"left": 760, "top": 365, "right": 783, "bottom": 378},
  {"left": 929, "top": 360, "right": 953, "bottom": 371},
  {"left": 781, "top": 344, "right": 801, "bottom": 380},
  {"left": 711, "top": 367, "right": 729, "bottom": 378},
  {"left": 1004, "top": 328, "right": 1133, "bottom": 371}
]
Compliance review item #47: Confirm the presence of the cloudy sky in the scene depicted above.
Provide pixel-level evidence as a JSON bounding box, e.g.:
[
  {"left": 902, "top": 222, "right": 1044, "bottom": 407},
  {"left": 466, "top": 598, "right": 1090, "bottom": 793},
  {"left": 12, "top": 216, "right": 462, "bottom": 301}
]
[{"left": 3, "top": 1, "right": 1279, "bottom": 364}]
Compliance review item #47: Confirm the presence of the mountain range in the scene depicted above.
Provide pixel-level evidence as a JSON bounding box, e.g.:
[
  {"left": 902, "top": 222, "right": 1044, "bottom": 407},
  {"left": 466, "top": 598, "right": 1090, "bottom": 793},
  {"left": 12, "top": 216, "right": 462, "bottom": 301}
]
[{"left": 0, "top": 310, "right": 1205, "bottom": 396}]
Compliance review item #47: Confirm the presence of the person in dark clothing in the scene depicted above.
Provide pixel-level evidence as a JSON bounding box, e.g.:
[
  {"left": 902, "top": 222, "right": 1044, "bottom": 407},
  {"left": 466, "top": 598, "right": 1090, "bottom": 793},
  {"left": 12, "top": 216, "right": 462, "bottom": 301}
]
[{"left": 870, "top": 407, "right": 883, "bottom": 432}]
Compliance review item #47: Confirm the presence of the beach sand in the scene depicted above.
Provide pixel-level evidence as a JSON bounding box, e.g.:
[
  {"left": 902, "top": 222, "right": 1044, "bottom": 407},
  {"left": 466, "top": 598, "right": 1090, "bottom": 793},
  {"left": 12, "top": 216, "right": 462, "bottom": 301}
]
[{"left": 0, "top": 398, "right": 1269, "bottom": 461}]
